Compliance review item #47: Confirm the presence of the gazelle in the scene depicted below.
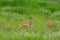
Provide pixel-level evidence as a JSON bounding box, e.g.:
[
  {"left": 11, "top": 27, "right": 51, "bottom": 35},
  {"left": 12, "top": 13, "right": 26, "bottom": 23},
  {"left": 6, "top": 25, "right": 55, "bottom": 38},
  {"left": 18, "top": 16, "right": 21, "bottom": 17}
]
[
  {"left": 46, "top": 16, "right": 52, "bottom": 27},
  {"left": 18, "top": 17, "right": 32, "bottom": 28}
]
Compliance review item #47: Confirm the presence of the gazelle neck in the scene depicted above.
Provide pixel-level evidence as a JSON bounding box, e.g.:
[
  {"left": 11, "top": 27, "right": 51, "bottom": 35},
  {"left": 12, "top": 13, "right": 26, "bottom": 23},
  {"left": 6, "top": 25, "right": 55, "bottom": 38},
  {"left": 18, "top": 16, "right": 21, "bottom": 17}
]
[
  {"left": 46, "top": 17, "right": 49, "bottom": 22},
  {"left": 28, "top": 20, "right": 32, "bottom": 25},
  {"left": 28, "top": 17, "right": 32, "bottom": 25},
  {"left": 46, "top": 18, "right": 48, "bottom": 22}
]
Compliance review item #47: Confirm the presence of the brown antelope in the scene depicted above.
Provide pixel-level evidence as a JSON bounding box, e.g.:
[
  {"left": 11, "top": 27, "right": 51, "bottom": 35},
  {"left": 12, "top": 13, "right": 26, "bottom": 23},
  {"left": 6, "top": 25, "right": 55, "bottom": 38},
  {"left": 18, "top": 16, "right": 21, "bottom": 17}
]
[
  {"left": 46, "top": 16, "right": 52, "bottom": 27},
  {"left": 18, "top": 17, "right": 32, "bottom": 28}
]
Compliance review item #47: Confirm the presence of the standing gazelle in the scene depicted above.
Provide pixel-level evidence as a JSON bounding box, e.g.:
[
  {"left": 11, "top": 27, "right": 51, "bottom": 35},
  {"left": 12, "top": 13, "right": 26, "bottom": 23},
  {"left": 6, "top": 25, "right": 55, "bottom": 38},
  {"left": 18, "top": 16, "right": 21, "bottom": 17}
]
[
  {"left": 18, "top": 17, "right": 32, "bottom": 28},
  {"left": 46, "top": 16, "right": 52, "bottom": 27}
]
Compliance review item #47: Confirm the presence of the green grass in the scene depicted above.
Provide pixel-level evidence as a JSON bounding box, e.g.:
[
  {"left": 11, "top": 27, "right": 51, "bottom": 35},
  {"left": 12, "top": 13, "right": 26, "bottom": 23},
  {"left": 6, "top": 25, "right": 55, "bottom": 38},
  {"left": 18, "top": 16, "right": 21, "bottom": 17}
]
[{"left": 0, "top": 0, "right": 60, "bottom": 40}]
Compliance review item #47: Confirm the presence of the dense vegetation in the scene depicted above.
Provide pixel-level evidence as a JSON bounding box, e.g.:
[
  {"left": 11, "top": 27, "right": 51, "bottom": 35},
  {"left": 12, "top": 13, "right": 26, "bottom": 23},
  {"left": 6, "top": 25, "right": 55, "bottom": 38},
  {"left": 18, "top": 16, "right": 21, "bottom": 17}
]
[{"left": 0, "top": 0, "right": 60, "bottom": 40}]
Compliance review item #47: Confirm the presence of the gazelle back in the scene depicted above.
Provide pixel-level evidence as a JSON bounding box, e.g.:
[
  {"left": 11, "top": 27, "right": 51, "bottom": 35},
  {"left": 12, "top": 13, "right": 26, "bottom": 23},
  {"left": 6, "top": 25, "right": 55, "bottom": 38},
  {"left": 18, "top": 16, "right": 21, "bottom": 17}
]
[{"left": 18, "top": 17, "right": 33, "bottom": 28}]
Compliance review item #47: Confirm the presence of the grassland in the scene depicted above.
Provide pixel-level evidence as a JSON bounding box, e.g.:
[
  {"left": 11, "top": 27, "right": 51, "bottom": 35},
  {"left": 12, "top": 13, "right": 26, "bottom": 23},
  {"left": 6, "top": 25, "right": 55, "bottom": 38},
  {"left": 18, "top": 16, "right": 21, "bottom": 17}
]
[{"left": 0, "top": 0, "right": 60, "bottom": 40}]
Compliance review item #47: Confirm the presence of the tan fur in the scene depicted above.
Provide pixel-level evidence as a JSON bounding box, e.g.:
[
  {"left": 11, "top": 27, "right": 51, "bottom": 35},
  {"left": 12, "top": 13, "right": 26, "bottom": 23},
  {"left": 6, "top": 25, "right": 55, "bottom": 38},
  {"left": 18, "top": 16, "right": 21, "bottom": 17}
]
[
  {"left": 46, "top": 17, "right": 52, "bottom": 27},
  {"left": 18, "top": 18, "right": 32, "bottom": 28}
]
